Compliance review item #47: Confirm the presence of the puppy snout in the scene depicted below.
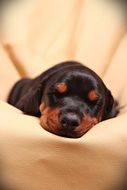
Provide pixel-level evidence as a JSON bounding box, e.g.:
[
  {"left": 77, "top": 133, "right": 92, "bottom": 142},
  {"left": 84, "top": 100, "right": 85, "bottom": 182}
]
[{"left": 60, "top": 113, "right": 80, "bottom": 130}]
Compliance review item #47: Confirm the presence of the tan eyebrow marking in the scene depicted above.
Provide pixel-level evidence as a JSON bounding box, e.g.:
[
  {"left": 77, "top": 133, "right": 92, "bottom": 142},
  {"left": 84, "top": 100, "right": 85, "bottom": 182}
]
[
  {"left": 56, "top": 82, "right": 67, "bottom": 93},
  {"left": 88, "top": 90, "right": 99, "bottom": 101}
]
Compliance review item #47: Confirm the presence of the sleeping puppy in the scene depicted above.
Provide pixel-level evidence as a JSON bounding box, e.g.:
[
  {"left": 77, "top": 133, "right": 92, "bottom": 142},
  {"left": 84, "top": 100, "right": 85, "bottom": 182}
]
[{"left": 8, "top": 61, "right": 119, "bottom": 138}]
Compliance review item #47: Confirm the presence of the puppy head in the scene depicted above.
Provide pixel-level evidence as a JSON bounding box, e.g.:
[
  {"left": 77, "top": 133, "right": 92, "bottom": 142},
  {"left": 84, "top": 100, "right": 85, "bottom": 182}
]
[{"left": 40, "top": 63, "right": 118, "bottom": 138}]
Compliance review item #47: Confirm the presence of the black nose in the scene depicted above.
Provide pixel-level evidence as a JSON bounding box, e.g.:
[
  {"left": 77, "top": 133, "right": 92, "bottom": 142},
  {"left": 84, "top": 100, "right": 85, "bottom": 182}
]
[{"left": 60, "top": 113, "right": 80, "bottom": 130}]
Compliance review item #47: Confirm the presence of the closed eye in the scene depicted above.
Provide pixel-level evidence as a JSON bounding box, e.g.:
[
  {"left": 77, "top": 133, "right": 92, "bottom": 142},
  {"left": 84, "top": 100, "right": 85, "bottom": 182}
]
[
  {"left": 87, "top": 98, "right": 98, "bottom": 106},
  {"left": 55, "top": 90, "right": 68, "bottom": 99}
]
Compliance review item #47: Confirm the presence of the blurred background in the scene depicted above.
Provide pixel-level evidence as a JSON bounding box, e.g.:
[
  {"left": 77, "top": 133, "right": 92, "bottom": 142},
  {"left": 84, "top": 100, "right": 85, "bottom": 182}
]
[
  {"left": 0, "top": 0, "right": 126, "bottom": 75},
  {"left": 0, "top": 0, "right": 127, "bottom": 103}
]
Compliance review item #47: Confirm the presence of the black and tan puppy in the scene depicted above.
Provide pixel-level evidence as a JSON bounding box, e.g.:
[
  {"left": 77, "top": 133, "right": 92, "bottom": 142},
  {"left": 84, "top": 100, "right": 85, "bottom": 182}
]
[{"left": 8, "top": 61, "right": 119, "bottom": 138}]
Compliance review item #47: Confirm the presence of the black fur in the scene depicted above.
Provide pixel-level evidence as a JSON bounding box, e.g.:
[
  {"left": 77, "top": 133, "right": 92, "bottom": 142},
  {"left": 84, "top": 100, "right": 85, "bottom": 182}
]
[{"left": 8, "top": 61, "right": 119, "bottom": 137}]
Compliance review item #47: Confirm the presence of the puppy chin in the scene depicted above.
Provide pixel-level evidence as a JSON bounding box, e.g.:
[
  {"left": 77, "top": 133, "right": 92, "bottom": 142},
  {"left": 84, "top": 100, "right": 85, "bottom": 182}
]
[
  {"left": 58, "top": 130, "right": 84, "bottom": 138},
  {"left": 40, "top": 118, "right": 82, "bottom": 138},
  {"left": 40, "top": 115, "right": 99, "bottom": 139},
  {"left": 40, "top": 119, "right": 92, "bottom": 138}
]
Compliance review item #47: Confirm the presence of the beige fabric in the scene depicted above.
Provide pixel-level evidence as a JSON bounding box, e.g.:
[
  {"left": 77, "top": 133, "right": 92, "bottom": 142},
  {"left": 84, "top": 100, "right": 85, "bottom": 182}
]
[
  {"left": 0, "top": 0, "right": 127, "bottom": 189},
  {"left": 0, "top": 100, "right": 127, "bottom": 190}
]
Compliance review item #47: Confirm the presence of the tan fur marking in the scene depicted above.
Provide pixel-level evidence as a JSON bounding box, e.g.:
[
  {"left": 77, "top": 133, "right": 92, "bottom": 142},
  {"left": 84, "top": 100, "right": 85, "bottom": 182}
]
[
  {"left": 40, "top": 107, "right": 60, "bottom": 134},
  {"left": 56, "top": 82, "right": 67, "bottom": 93},
  {"left": 74, "top": 115, "right": 100, "bottom": 137},
  {"left": 88, "top": 90, "right": 99, "bottom": 101}
]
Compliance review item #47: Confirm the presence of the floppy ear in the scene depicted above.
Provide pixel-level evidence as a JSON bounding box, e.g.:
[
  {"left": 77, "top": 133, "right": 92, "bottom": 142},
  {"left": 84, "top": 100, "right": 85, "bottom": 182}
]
[
  {"left": 103, "top": 90, "right": 119, "bottom": 120},
  {"left": 16, "top": 83, "right": 42, "bottom": 117}
]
